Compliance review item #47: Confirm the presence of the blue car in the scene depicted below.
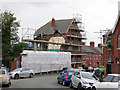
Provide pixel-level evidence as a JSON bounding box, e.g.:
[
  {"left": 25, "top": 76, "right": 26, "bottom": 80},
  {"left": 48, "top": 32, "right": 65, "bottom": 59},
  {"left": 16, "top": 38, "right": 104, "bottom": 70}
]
[{"left": 57, "top": 70, "right": 75, "bottom": 86}]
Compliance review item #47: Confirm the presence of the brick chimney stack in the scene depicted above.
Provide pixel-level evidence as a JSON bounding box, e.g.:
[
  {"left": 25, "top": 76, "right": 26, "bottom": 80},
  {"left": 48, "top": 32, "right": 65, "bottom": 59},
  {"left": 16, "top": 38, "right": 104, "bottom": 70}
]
[
  {"left": 90, "top": 41, "right": 94, "bottom": 47},
  {"left": 51, "top": 18, "right": 55, "bottom": 27}
]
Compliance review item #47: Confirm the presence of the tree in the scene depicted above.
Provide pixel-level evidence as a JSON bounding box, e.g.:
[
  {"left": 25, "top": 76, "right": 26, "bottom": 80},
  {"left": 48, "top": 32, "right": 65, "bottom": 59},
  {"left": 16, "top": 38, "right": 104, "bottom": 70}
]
[
  {"left": 11, "top": 42, "right": 28, "bottom": 57},
  {"left": 1, "top": 11, "right": 20, "bottom": 60}
]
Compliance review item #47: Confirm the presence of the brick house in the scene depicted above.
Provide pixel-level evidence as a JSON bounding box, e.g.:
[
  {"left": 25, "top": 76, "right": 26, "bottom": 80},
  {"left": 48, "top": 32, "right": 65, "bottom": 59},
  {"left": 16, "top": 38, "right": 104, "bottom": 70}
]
[
  {"left": 102, "top": 2, "right": 120, "bottom": 75},
  {"left": 82, "top": 41, "right": 103, "bottom": 68}
]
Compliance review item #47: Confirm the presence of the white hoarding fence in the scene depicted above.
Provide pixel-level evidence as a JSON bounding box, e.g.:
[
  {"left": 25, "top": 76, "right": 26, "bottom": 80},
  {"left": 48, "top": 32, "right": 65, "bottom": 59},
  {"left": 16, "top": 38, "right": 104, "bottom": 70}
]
[{"left": 21, "top": 50, "right": 71, "bottom": 73}]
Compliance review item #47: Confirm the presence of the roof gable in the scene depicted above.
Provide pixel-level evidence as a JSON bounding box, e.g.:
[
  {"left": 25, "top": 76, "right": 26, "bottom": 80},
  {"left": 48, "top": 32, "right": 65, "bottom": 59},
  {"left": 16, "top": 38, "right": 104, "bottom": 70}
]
[{"left": 34, "top": 19, "right": 73, "bottom": 36}]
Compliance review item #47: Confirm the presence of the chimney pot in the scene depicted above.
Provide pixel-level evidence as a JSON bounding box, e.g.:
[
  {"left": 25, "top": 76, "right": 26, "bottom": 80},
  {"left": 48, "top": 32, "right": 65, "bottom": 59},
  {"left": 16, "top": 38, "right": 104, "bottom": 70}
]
[
  {"left": 98, "top": 43, "right": 102, "bottom": 48},
  {"left": 90, "top": 41, "right": 94, "bottom": 47},
  {"left": 51, "top": 18, "right": 55, "bottom": 27}
]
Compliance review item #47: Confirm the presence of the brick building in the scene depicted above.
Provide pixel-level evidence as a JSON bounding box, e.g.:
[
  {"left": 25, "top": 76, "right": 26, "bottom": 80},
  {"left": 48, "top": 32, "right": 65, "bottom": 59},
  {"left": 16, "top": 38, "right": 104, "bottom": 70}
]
[
  {"left": 23, "top": 18, "right": 86, "bottom": 68},
  {"left": 82, "top": 41, "right": 103, "bottom": 68},
  {"left": 102, "top": 2, "right": 120, "bottom": 75}
]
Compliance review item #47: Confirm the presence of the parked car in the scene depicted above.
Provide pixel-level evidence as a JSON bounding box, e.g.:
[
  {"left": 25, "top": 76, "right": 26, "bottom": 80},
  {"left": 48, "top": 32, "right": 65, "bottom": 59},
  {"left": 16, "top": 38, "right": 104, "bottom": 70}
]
[
  {"left": 57, "top": 70, "right": 75, "bottom": 86},
  {"left": 92, "top": 74, "right": 120, "bottom": 90},
  {"left": 9, "top": 68, "right": 34, "bottom": 79},
  {"left": 69, "top": 71, "right": 98, "bottom": 90},
  {"left": 0, "top": 69, "right": 11, "bottom": 87}
]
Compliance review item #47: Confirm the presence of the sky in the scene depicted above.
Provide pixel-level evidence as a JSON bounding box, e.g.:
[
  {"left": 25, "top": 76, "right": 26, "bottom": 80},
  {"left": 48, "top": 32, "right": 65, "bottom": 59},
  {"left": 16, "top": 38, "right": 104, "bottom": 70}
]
[{"left": 0, "top": 0, "right": 120, "bottom": 46}]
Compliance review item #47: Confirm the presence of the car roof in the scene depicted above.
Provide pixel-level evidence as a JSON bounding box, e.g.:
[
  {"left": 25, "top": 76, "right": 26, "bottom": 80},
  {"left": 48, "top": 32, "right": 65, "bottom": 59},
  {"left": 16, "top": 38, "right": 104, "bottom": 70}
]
[
  {"left": 108, "top": 74, "right": 119, "bottom": 76},
  {"left": 65, "top": 70, "right": 74, "bottom": 72}
]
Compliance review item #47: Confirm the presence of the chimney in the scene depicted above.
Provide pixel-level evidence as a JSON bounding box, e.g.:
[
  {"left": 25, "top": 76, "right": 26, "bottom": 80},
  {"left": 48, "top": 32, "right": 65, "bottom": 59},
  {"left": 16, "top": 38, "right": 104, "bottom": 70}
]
[
  {"left": 98, "top": 43, "right": 102, "bottom": 48},
  {"left": 51, "top": 18, "right": 55, "bottom": 27},
  {"left": 90, "top": 41, "right": 94, "bottom": 47}
]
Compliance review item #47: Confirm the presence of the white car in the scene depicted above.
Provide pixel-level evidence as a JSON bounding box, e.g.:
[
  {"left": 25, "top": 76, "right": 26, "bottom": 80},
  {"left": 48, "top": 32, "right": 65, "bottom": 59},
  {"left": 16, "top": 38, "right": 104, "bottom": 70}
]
[
  {"left": 69, "top": 71, "right": 98, "bottom": 90},
  {"left": 0, "top": 69, "right": 11, "bottom": 87},
  {"left": 9, "top": 68, "right": 34, "bottom": 79},
  {"left": 92, "top": 74, "right": 120, "bottom": 90}
]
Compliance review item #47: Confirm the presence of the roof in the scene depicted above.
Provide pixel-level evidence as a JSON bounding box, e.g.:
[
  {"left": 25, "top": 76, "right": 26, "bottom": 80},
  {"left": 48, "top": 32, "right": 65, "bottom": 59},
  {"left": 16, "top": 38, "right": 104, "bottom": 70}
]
[
  {"left": 34, "top": 19, "right": 73, "bottom": 36},
  {"left": 82, "top": 46, "right": 102, "bottom": 54}
]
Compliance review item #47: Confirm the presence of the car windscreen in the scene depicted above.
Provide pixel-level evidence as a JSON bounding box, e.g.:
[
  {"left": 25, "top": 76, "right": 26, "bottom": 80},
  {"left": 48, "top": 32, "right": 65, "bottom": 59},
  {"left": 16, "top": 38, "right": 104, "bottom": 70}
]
[
  {"left": 67, "top": 71, "right": 74, "bottom": 75},
  {"left": 12, "top": 68, "right": 21, "bottom": 72},
  {"left": 81, "top": 72, "right": 95, "bottom": 80},
  {"left": 0, "top": 70, "right": 5, "bottom": 74}
]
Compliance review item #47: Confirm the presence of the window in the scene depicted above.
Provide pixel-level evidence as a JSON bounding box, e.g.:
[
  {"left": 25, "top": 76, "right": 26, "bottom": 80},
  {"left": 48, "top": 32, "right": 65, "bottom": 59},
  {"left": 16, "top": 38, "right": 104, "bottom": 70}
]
[
  {"left": 69, "top": 46, "right": 72, "bottom": 50},
  {"left": 90, "top": 54, "right": 91, "bottom": 59},
  {"left": 112, "top": 76, "right": 120, "bottom": 82},
  {"left": 73, "top": 57, "right": 76, "bottom": 62},
  {"left": 116, "top": 58, "right": 119, "bottom": 64},
  {"left": 107, "top": 37, "right": 111, "bottom": 47},
  {"left": 118, "top": 35, "right": 120, "bottom": 48},
  {"left": 103, "top": 75, "right": 113, "bottom": 82},
  {"left": 0, "top": 70, "right": 5, "bottom": 74}
]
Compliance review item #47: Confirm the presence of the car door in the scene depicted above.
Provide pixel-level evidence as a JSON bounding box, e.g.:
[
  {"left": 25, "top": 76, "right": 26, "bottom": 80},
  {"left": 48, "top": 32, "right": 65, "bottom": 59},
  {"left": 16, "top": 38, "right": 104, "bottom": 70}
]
[
  {"left": 97, "top": 75, "right": 114, "bottom": 88},
  {"left": 59, "top": 71, "right": 65, "bottom": 82},
  {"left": 19, "top": 68, "right": 26, "bottom": 77},
  {"left": 109, "top": 76, "right": 119, "bottom": 88},
  {"left": 72, "top": 71, "right": 80, "bottom": 88}
]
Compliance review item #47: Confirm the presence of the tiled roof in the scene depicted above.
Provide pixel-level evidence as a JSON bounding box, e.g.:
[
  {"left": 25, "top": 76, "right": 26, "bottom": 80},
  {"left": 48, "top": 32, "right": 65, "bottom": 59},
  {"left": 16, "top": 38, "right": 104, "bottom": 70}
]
[
  {"left": 34, "top": 19, "right": 73, "bottom": 36},
  {"left": 82, "top": 46, "right": 102, "bottom": 54}
]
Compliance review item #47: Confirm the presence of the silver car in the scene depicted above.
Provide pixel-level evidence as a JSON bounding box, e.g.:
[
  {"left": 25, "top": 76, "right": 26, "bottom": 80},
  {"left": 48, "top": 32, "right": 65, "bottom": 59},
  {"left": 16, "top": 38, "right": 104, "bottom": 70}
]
[
  {"left": 69, "top": 71, "right": 98, "bottom": 90},
  {"left": 9, "top": 68, "right": 34, "bottom": 79}
]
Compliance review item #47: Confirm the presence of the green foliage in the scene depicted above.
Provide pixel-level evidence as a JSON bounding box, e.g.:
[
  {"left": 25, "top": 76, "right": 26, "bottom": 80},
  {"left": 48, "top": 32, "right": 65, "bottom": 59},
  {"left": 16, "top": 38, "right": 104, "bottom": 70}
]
[
  {"left": 1, "top": 11, "right": 20, "bottom": 60},
  {"left": 11, "top": 42, "right": 28, "bottom": 57}
]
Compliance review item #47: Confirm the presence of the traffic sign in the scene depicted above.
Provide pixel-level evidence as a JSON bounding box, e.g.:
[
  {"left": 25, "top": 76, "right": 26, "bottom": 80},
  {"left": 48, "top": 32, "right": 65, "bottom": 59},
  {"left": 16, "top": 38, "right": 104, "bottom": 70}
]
[
  {"left": 28, "top": 43, "right": 33, "bottom": 48},
  {"left": 99, "top": 65, "right": 104, "bottom": 72}
]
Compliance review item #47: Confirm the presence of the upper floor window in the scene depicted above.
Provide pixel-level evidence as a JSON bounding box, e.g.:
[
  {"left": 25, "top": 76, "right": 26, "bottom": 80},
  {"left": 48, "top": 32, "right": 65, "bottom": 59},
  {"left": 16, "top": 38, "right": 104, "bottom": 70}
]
[
  {"left": 90, "top": 54, "right": 91, "bottom": 59},
  {"left": 69, "top": 46, "right": 72, "bottom": 50},
  {"left": 118, "top": 35, "right": 120, "bottom": 48}
]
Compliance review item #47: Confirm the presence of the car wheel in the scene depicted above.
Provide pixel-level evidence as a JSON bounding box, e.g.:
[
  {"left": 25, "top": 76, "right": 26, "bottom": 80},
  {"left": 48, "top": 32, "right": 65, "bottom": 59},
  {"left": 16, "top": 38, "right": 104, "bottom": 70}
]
[
  {"left": 77, "top": 83, "right": 82, "bottom": 90},
  {"left": 9, "top": 80, "right": 11, "bottom": 85},
  {"left": 92, "top": 87, "right": 96, "bottom": 90},
  {"left": 29, "top": 73, "right": 33, "bottom": 78},
  {"left": 6, "top": 84, "right": 9, "bottom": 87},
  {"left": 62, "top": 80, "right": 66, "bottom": 86},
  {"left": 14, "top": 74, "right": 19, "bottom": 79},
  {"left": 57, "top": 80, "right": 60, "bottom": 84},
  {"left": 69, "top": 81, "right": 73, "bottom": 88}
]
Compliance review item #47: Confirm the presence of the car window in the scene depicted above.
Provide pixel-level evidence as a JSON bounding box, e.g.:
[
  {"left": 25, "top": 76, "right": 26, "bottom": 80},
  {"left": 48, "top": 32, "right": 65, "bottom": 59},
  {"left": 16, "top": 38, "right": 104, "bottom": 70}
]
[
  {"left": 21, "top": 68, "right": 26, "bottom": 72},
  {"left": 81, "top": 72, "right": 95, "bottom": 80},
  {"left": 103, "top": 75, "right": 113, "bottom": 82},
  {"left": 112, "top": 76, "right": 120, "bottom": 82},
  {"left": 12, "top": 68, "right": 21, "bottom": 72},
  {"left": 74, "top": 72, "right": 78, "bottom": 76},
  {"left": 0, "top": 70, "right": 5, "bottom": 74}
]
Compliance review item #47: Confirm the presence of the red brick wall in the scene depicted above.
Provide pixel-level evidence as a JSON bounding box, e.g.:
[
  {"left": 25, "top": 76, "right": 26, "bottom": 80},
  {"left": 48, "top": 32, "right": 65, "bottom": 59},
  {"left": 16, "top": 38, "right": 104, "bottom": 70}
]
[
  {"left": 111, "top": 64, "right": 120, "bottom": 74},
  {"left": 82, "top": 53, "right": 102, "bottom": 68}
]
